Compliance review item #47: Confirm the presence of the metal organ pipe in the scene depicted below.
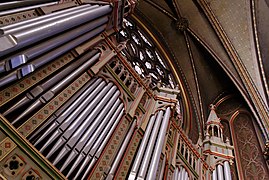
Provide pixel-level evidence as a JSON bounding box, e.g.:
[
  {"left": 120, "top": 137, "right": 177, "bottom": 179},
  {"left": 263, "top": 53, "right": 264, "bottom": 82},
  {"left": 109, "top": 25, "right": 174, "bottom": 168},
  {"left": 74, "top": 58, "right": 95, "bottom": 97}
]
[
  {"left": 0, "top": 5, "right": 97, "bottom": 35},
  {"left": 45, "top": 83, "right": 114, "bottom": 158},
  {"left": 147, "top": 107, "right": 171, "bottom": 180},
  {"left": 66, "top": 100, "right": 123, "bottom": 178},
  {"left": 138, "top": 110, "right": 164, "bottom": 179},
  {"left": 217, "top": 164, "right": 224, "bottom": 180},
  {"left": 3, "top": 49, "right": 99, "bottom": 116},
  {"left": 75, "top": 107, "right": 124, "bottom": 180},
  {"left": 212, "top": 169, "right": 217, "bottom": 180},
  {"left": 56, "top": 90, "right": 121, "bottom": 169},
  {"left": 0, "top": 15, "right": 108, "bottom": 73},
  {"left": 38, "top": 80, "right": 107, "bottom": 152},
  {"left": 28, "top": 78, "right": 102, "bottom": 143},
  {"left": 0, "top": 24, "right": 105, "bottom": 87},
  {"left": 223, "top": 161, "right": 232, "bottom": 180},
  {"left": 10, "top": 52, "right": 101, "bottom": 125},
  {"left": 129, "top": 115, "right": 156, "bottom": 179},
  {"left": 107, "top": 120, "right": 136, "bottom": 179},
  {"left": 0, "top": 5, "right": 112, "bottom": 55},
  {"left": 173, "top": 167, "right": 179, "bottom": 180}
]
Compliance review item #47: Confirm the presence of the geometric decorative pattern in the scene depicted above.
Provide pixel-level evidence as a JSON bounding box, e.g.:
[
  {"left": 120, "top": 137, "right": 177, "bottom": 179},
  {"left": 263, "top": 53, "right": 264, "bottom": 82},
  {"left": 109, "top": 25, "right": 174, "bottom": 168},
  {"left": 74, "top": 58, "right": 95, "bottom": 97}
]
[
  {"left": 117, "top": 19, "right": 176, "bottom": 88},
  {"left": 114, "top": 130, "right": 142, "bottom": 179},
  {"left": 0, "top": 53, "right": 74, "bottom": 107},
  {"left": 0, "top": 137, "right": 16, "bottom": 162},
  {"left": 89, "top": 117, "right": 130, "bottom": 179},
  {"left": 233, "top": 113, "right": 269, "bottom": 179},
  {"left": 17, "top": 72, "right": 90, "bottom": 138}
]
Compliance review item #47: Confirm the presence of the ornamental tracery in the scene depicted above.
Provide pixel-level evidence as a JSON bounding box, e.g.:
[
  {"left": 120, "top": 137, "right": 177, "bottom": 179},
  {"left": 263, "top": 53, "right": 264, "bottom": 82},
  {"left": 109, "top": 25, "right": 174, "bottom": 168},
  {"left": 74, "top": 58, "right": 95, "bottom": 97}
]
[{"left": 116, "top": 19, "right": 176, "bottom": 88}]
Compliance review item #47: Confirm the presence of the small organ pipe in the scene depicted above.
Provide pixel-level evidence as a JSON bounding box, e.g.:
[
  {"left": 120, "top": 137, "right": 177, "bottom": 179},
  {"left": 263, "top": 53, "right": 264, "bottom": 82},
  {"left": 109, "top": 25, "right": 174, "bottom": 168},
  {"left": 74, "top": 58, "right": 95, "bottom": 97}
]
[
  {"left": 32, "top": 78, "right": 102, "bottom": 145},
  {"left": 173, "top": 167, "right": 179, "bottom": 180},
  {"left": 217, "top": 164, "right": 224, "bottom": 180},
  {"left": 128, "top": 115, "right": 156, "bottom": 179},
  {"left": 45, "top": 83, "right": 114, "bottom": 158},
  {"left": 137, "top": 111, "right": 164, "bottom": 179},
  {"left": 107, "top": 120, "right": 136, "bottom": 179},
  {"left": 75, "top": 109, "right": 125, "bottom": 180},
  {"left": 38, "top": 81, "right": 107, "bottom": 152},
  {"left": 158, "top": 155, "right": 166, "bottom": 180},
  {"left": 0, "top": 5, "right": 112, "bottom": 55},
  {"left": 178, "top": 166, "right": 182, "bottom": 180},
  {"left": 57, "top": 90, "right": 120, "bottom": 170},
  {"left": 66, "top": 101, "right": 122, "bottom": 177},
  {"left": 147, "top": 107, "right": 171, "bottom": 180},
  {"left": 212, "top": 169, "right": 217, "bottom": 180},
  {"left": 223, "top": 161, "right": 232, "bottom": 180}
]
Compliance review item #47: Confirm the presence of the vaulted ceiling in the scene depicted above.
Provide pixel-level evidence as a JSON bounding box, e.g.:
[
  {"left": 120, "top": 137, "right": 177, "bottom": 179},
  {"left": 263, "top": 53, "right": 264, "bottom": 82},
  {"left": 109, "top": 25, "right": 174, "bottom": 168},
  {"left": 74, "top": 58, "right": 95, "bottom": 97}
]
[{"left": 133, "top": 0, "right": 269, "bottom": 142}]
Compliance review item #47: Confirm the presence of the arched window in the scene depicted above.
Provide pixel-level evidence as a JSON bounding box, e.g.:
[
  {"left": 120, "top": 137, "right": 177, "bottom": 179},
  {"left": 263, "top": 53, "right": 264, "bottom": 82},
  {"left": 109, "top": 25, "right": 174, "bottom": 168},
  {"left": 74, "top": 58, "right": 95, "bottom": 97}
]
[{"left": 116, "top": 18, "right": 176, "bottom": 88}]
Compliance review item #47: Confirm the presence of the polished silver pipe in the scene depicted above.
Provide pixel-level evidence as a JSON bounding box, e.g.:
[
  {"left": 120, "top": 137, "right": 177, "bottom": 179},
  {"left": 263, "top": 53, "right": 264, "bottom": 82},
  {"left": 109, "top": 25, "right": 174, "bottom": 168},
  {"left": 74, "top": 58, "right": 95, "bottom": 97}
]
[
  {"left": 65, "top": 99, "right": 122, "bottom": 178},
  {"left": 0, "top": 5, "right": 95, "bottom": 34},
  {"left": 80, "top": 157, "right": 97, "bottom": 180},
  {"left": 56, "top": 90, "right": 120, "bottom": 169},
  {"left": 79, "top": 108, "right": 125, "bottom": 180},
  {"left": 223, "top": 161, "right": 232, "bottom": 180},
  {"left": 178, "top": 166, "right": 182, "bottom": 180},
  {"left": 128, "top": 115, "right": 156, "bottom": 179},
  {"left": 0, "top": 0, "right": 58, "bottom": 12},
  {"left": 31, "top": 78, "right": 102, "bottom": 145},
  {"left": 217, "top": 164, "right": 224, "bottom": 180},
  {"left": 147, "top": 107, "right": 171, "bottom": 180},
  {"left": 38, "top": 80, "right": 107, "bottom": 152},
  {"left": 0, "top": 2, "right": 57, "bottom": 16},
  {"left": 137, "top": 110, "right": 164, "bottom": 179},
  {"left": 0, "top": 24, "right": 105, "bottom": 87},
  {"left": 173, "top": 167, "right": 179, "bottom": 180},
  {"left": 107, "top": 120, "right": 136, "bottom": 179},
  {"left": 45, "top": 83, "right": 114, "bottom": 158},
  {"left": 3, "top": 50, "right": 99, "bottom": 116},
  {"left": 2, "top": 15, "right": 107, "bottom": 72},
  {"left": 0, "top": 5, "right": 112, "bottom": 55},
  {"left": 11, "top": 52, "right": 100, "bottom": 125},
  {"left": 212, "top": 169, "right": 217, "bottom": 180}
]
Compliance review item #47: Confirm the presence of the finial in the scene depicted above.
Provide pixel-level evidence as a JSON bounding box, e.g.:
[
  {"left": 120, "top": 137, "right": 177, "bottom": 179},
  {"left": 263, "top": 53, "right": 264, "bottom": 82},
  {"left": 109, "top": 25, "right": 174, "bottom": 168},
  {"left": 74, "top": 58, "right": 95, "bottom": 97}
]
[{"left": 210, "top": 104, "right": 216, "bottom": 110}]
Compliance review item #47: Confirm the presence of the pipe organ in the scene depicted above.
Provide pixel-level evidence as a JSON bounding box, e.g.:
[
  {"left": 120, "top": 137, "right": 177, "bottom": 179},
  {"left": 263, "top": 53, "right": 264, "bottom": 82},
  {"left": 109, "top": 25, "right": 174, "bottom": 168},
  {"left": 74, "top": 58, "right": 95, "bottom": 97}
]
[{"left": 0, "top": 0, "right": 235, "bottom": 179}]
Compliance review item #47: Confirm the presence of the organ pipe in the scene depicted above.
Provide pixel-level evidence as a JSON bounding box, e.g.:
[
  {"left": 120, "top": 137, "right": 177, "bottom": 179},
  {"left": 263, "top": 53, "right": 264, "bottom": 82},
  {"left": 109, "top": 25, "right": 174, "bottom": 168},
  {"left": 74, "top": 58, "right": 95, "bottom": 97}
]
[
  {"left": 147, "top": 106, "right": 171, "bottom": 180},
  {"left": 128, "top": 115, "right": 156, "bottom": 179}
]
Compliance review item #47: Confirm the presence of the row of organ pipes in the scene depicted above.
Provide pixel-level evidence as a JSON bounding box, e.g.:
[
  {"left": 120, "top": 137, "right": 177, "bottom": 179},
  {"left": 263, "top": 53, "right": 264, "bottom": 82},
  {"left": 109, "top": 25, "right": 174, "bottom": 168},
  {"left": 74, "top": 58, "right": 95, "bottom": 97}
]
[{"left": 0, "top": 0, "right": 235, "bottom": 179}]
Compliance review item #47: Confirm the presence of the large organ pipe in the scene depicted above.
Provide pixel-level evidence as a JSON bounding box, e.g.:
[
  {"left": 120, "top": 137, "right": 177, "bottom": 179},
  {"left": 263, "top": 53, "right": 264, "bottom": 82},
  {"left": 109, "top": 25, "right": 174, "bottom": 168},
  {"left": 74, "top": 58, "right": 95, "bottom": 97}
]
[
  {"left": 0, "top": 5, "right": 97, "bottom": 35},
  {"left": 55, "top": 90, "right": 121, "bottom": 169},
  {"left": 0, "top": 0, "right": 58, "bottom": 12},
  {"left": 128, "top": 115, "right": 156, "bottom": 179},
  {"left": 217, "top": 164, "right": 224, "bottom": 180},
  {"left": 10, "top": 52, "right": 100, "bottom": 125},
  {"left": 79, "top": 109, "right": 125, "bottom": 180},
  {"left": 0, "top": 24, "right": 105, "bottom": 87},
  {"left": 147, "top": 107, "right": 171, "bottom": 179},
  {"left": 138, "top": 110, "right": 164, "bottom": 179},
  {"left": 223, "top": 161, "right": 232, "bottom": 180},
  {"left": 0, "top": 5, "right": 112, "bottom": 54},
  {"left": 31, "top": 78, "right": 103, "bottom": 145},
  {"left": 107, "top": 120, "right": 136, "bottom": 179},
  {"left": 66, "top": 100, "right": 123, "bottom": 178},
  {"left": 43, "top": 83, "right": 113, "bottom": 157},
  {"left": 0, "top": 1, "right": 58, "bottom": 16},
  {"left": 0, "top": 15, "right": 108, "bottom": 73}
]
